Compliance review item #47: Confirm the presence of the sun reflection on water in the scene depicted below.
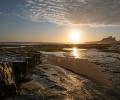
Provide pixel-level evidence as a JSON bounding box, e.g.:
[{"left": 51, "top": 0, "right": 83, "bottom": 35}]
[{"left": 72, "top": 47, "right": 80, "bottom": 58}]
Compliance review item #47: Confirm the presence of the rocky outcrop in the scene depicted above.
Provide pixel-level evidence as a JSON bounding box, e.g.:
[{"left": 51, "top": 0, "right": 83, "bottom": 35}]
[
  {"left": 0, "top": 52, "right": 42, "bottom": 99},
  {"left": 0, "top": 62, "right": 16, "bottom": 99},
  {"left": 99, "top": 36, "right": 117, "bottom": 44},
  {"left": 86, "top": 36, "right": 119, "bottom": 44},
  {"left": 12, "top": 61, "right": 27, "bottom": 85}
]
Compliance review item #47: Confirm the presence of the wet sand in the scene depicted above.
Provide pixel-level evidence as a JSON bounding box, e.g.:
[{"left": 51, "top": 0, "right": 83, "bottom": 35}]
[
  {"left": 17, "top": 64, "right": 94, "bottom": 100},
  {"left": 15, "top": 55, "right": 119, "bottom": 100},
  {"left": 47, "top": 55, "right": 111, "bottom": 86}
]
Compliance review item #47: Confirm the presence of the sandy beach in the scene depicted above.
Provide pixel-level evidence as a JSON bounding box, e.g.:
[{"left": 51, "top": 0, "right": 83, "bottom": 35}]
[
  {"left": 46, "top": 55, "right": 111, "bottom": 86},
  {"left": 2, "top": 52, "right": 118, "bottom": 100},
  {"left": 15, "top": 54, "right": 117, "bottom": 100}
]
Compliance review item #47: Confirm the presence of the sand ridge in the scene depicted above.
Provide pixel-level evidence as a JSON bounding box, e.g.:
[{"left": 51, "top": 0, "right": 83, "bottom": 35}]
[{"left": 46, "top": 55, "right": 112, "bottom": 86}]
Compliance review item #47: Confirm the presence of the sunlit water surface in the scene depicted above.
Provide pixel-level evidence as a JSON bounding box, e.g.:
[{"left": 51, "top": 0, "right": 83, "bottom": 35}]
[
  {"left": 16, "top": 48, "right": 120, "bottom": 100},
  {"left": 42, "top": 47, "right": 120, "bottom": 86}
]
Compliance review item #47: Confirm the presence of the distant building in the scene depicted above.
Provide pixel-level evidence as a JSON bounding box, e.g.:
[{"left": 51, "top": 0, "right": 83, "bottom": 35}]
[
  {"left": 86, "top": 36, "right": 119, "bottom": 44},
  {"left": 99, "top": 36, "right": 117, "bottom": 44}
]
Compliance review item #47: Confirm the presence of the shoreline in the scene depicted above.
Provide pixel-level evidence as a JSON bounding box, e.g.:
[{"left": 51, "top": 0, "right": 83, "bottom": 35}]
[
  {"left": 17, "top": 54, "right": 119, "bottom": 100},
  {"left": 46, "top": 55, "right": 112, "bottom": 86}
]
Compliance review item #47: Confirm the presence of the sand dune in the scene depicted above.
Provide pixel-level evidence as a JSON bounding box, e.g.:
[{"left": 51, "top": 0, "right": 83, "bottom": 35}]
[{"left": 46, "top": 55, "right": 111, "bottom": 86}]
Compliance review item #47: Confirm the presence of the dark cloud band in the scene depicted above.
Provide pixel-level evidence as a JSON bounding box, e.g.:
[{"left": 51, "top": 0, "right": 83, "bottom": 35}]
[{"left": 3, "top": 0, "right": 120, "bottom": 26}]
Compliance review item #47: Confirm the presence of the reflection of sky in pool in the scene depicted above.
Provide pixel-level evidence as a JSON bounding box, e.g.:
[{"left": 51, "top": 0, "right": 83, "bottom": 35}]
[
  {"left": 41, "top": 47, "right": 120, "bottom": 86},
  {"left": 41, "top": 47, "right": 120, "bottom": 70}
]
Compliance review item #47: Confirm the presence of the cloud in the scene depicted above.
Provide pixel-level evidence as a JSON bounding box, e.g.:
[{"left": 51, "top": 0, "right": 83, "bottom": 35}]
[
  {"left": 23, "top": 0, "right": 70, "bottom": 25},
  {"left": 1, "top": 0, "right": 120, "bottom": 26},
  {"left": 23, "top": 0, "right": 120, "bottom": 26},
  {"left": 65, "top": 0, "right": 120, "bottom": 26}
]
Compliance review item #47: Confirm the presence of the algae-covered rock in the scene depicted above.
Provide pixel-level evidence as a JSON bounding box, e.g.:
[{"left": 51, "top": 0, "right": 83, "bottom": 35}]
[{"left": 0, "top": 62, "right": 16, "bottom": 99}]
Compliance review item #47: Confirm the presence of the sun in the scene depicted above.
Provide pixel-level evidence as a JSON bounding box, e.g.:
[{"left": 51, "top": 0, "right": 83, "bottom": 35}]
[{"left": 69, "top": 29, "right": 81, "bottom": 44}]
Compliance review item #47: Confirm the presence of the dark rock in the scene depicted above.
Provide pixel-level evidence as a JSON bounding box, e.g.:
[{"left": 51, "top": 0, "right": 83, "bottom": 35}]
[
  {"left": 52, "top": 73, "right": 58, "bottom": 76},
  {"left": 112, "top": 71, "right": 120, "bottom": 73},
  {"left": 0, "top": 62, "right": 16, "bottom": 99},
  {"left": 12, "top": 61, "right": 27, "bottom": 85},
  {"left": 50, "top": 84, "right": 66, "bottom": 91},
  {"left": 0, "top": 51, "right": 42, "bottom": 99},
  {"left": 99, "top": 36, "right": 117, "bottom": 44}
]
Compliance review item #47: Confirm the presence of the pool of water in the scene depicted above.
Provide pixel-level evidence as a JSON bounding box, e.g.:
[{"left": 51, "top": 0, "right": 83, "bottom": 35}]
[{"left": 41, "top": 48, "right": 120, "bottom": 87}]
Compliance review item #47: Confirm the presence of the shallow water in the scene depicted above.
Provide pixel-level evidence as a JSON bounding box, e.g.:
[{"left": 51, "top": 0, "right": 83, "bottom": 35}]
[
  {"left": 41, "top": 48, "right": 120, "bottom": 86},
  {"left": 15, "top": 48, "right": 120, "bottom": 100},
  {"left": 16, "top": 63, "right": 97, "bottom": 100},
  {"left": 17, "top": 63, "right": 115, "bottom": 100}
]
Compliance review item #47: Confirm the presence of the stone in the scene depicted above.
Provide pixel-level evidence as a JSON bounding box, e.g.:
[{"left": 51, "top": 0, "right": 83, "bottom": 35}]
[{"left": 0, "top": 62, "right": 16, "bottom": 99}]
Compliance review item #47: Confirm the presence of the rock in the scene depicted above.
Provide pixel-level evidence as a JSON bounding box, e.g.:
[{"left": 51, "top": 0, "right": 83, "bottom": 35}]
[
  {"left": 21, "top": 80, "right": 45, "bottom": 91},
  {"left": 99, "top": 36, "right": 117, "bottom": 44},
  {"left": 12, "top": 61, "right": 27, "bottom": 85},
  {"left": 0, "top": 62, "right": 17, "bottom": 99},
  {"left": 0, "top": 51, "right": 42, "bottom": 99}
]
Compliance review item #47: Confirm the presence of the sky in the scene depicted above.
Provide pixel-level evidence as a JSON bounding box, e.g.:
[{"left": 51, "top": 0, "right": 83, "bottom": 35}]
[{"left": 0, "top": 0, "right": 120, "bottom": 43}]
